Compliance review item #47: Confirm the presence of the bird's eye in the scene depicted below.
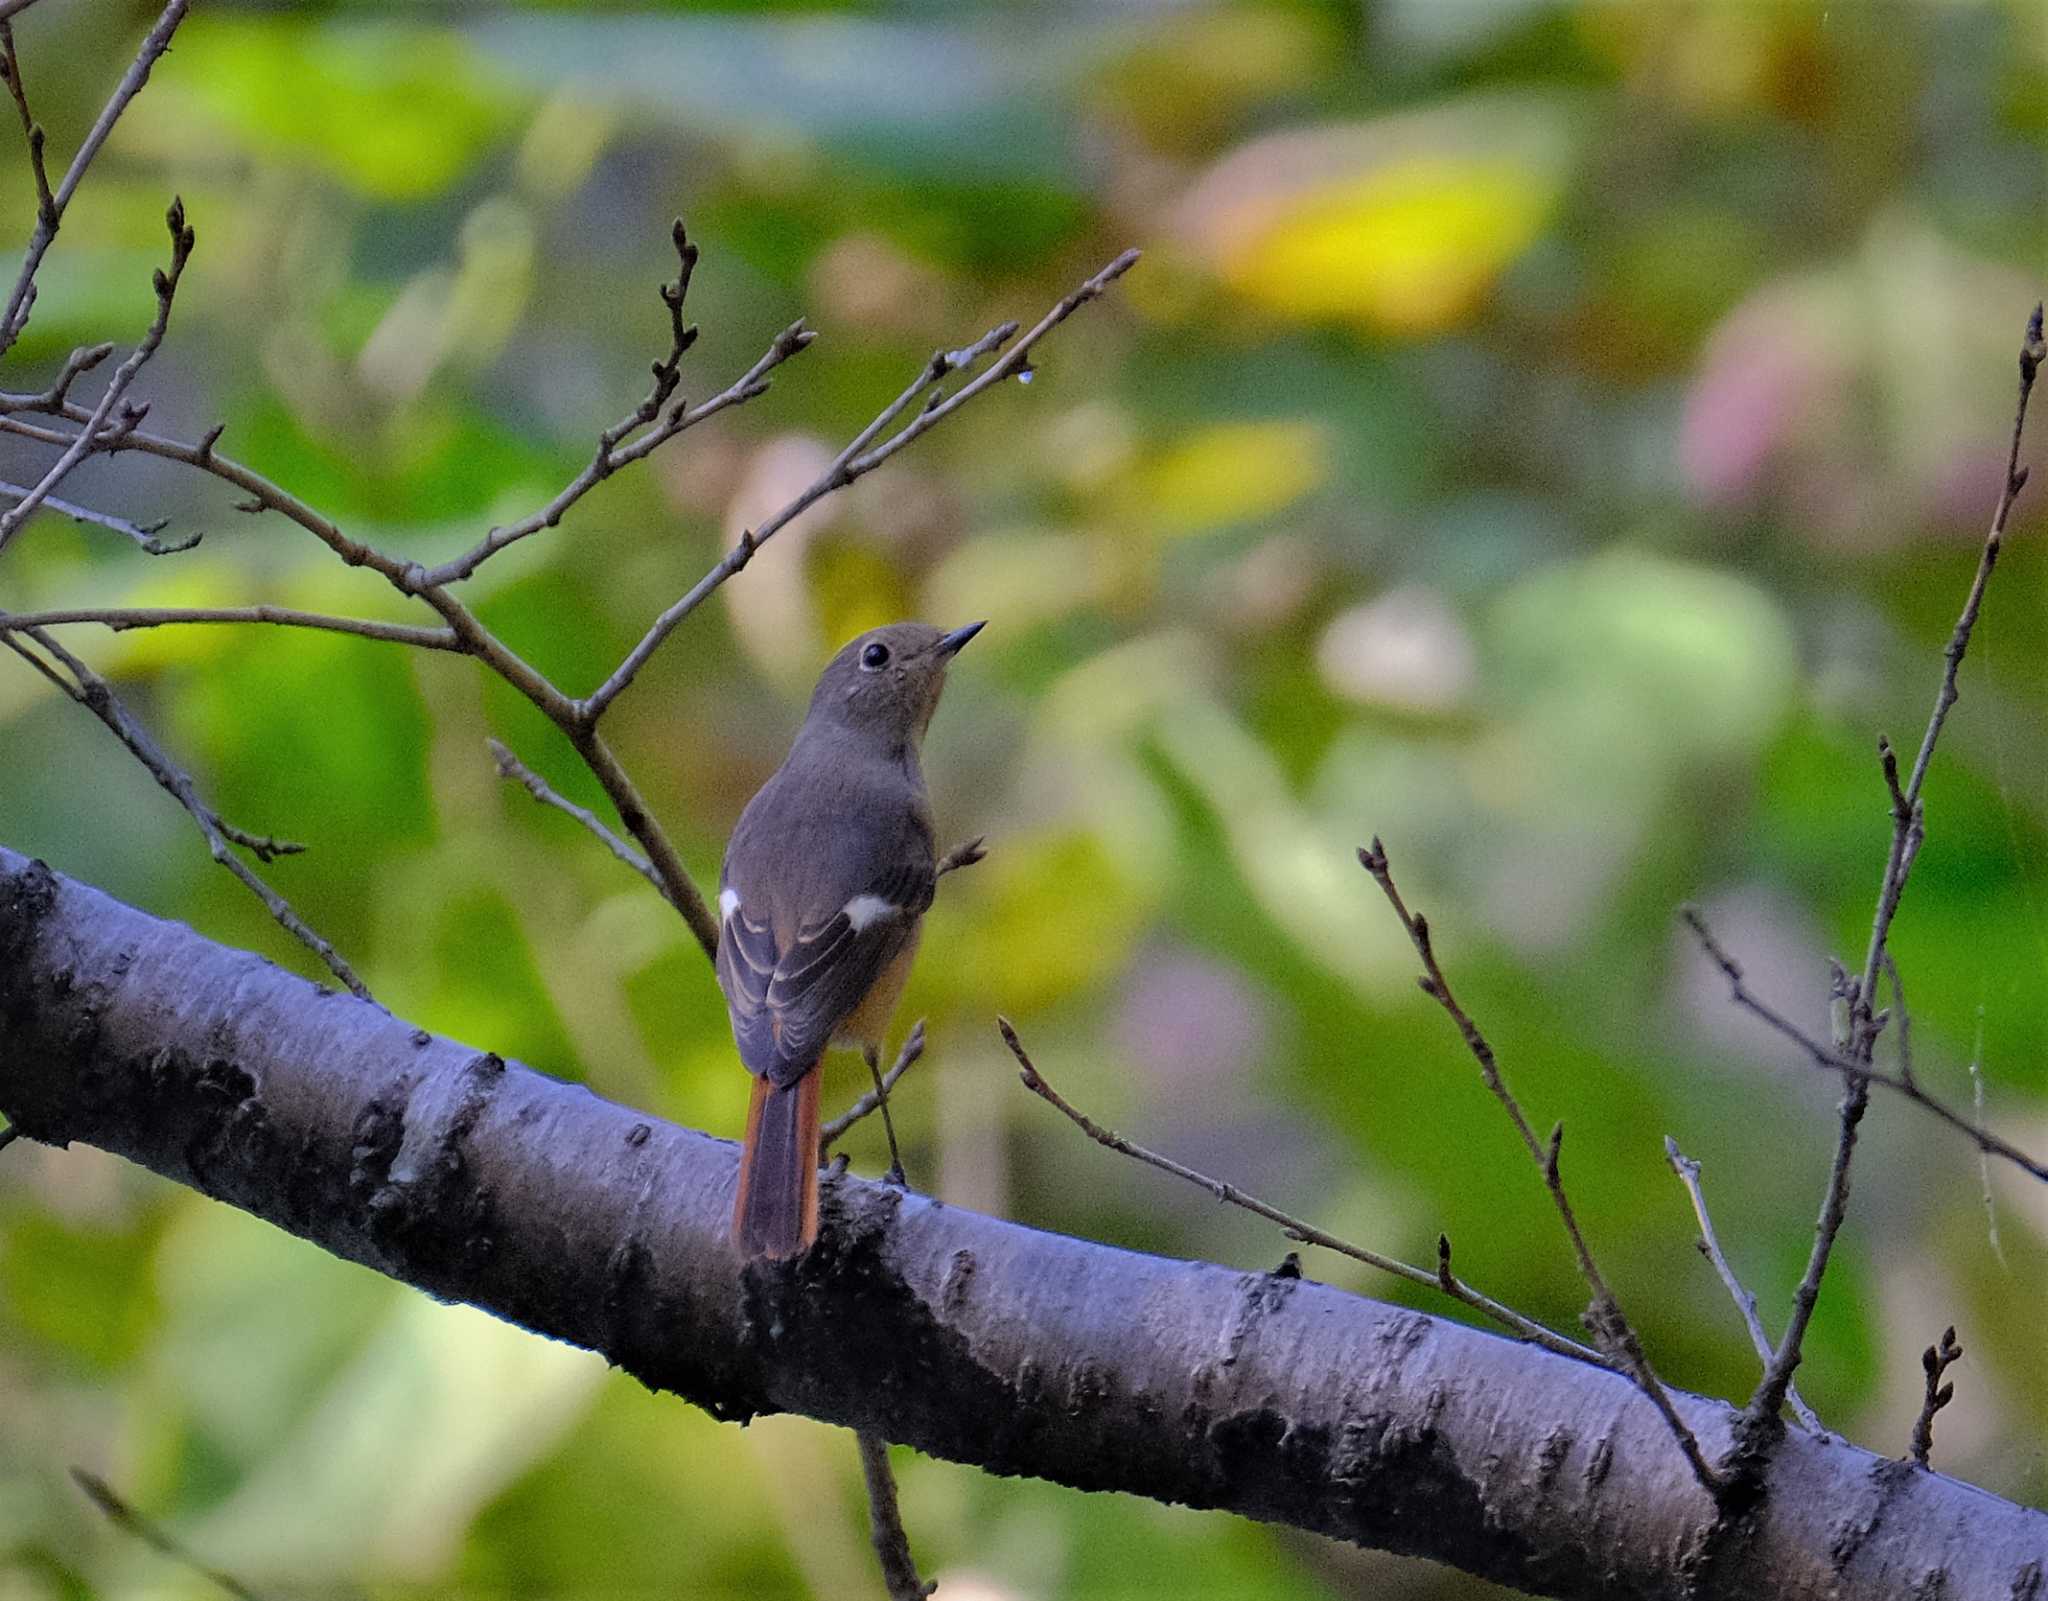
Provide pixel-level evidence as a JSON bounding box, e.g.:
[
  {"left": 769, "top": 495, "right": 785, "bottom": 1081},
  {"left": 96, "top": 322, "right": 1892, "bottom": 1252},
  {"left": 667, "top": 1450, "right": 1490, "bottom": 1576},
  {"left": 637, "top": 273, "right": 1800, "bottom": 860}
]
[{"left": 860, "top": 641, "right": 890, "bottom": 670}]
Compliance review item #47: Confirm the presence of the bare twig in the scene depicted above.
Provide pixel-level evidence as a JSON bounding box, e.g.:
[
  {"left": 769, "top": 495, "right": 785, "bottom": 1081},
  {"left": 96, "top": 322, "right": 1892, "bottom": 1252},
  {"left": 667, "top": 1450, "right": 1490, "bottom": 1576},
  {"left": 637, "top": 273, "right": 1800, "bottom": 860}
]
[
  {"left": 854, "top": 1431, "right": 935, "bottom": 1601},
  {"left": 1663, "top": 1137, "right": 1822, "bottom": 1433},
  {"left": 821, "top": 1020, "right": 926, "bottom": 1152},
  {"left": 579, "top": 248, "right": 1140, "bottom": 724},
  {"left": 488, "top": 738, "right": 664, "bottom": 897},
  {"left": 0, "top": 605, "right": 459, "bottom": 650},
  {"left": 0, "top": 22, "right": 54, "bottom": 228},
  {"left": 0, "top": 198, "right": 194, "bottom": 557},
  {"left": 0, "top": 339, "right": 113, "bottom": 412},
  {"left": 1907, "top": 1326, "right": 1962, "bottom": 1469},
  {"left": 1880, "top": 950, "right": 1915, "bottom": 1091},
  {"left": 1, "top": 620, "right": 365, "bottom": 998},
  {"left": 997, "top": 1016, "right": 1607, "bottom": 1368},
  {"left": 1357, "top": 840, "right": 1724, "bottom": 1495},
  {"left": 0, "top": 213, "right": 1130, "bottom": 977},
  {"left": 421, "top": 223, "right": 816, "bottom": 586},
  {"left": 0, "top": 0, "right": 191, "bottom": 358},
  {"left": 1969, "top": 1007, "right": 2006, "bottom": 1267},
  {"left": 1750, "top": 305, "right": 2041, "bottom": 1428},
  {"left": 0, "top": 480, "right": 198, "bottom": 554},
  {"left": 565, "top": 725, "right": 718, "bottom": 958},
  {"left": 0, "top": 384, "right": 719, "bottom": 964},
  {"left": 71, "top": 1468, "right": 267, "bottom": 1601},
  {"left": 1678, "top": 908, "right": 2047, "bottom": 1182}
]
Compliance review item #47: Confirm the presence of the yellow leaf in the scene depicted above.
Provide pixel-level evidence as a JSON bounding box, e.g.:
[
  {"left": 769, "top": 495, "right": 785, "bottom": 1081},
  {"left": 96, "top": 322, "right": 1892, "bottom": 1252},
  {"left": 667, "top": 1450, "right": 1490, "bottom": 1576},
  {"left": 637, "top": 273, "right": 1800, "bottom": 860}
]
[
  {"left": 1136, "top": 419, "right": 1330, "bottom": 535},
  {"left": 1229, "top": 156, "right": 1556, "bottom": 334},
  {"left": 1175, "top": 95, "right": 1577, "bottom": 337}
]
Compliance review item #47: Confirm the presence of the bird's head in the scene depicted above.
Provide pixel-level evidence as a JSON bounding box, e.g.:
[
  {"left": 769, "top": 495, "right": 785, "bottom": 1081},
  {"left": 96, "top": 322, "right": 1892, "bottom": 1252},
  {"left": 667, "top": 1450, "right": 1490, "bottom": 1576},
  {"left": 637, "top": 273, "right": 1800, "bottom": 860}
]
[{"left": 806, "top": 620, "right": 985, "bottom": 748}]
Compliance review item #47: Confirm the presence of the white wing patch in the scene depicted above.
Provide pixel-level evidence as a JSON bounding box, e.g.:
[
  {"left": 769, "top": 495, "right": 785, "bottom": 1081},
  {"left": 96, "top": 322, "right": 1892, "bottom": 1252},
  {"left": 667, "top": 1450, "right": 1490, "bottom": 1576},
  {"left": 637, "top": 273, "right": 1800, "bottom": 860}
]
[
  {"left": 842, "top": 893, "right": 900, "bottom": 931},
  {"left": 719, "top": 887, "right": 740, "bottom": 922}
]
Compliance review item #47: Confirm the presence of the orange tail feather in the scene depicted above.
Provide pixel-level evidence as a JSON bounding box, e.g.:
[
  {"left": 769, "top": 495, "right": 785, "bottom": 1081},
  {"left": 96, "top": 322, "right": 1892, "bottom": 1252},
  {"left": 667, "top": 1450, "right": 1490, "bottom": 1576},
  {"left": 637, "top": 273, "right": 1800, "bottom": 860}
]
[{"left": 732, "top": 1070, "right": 821, "bottom": 1259}]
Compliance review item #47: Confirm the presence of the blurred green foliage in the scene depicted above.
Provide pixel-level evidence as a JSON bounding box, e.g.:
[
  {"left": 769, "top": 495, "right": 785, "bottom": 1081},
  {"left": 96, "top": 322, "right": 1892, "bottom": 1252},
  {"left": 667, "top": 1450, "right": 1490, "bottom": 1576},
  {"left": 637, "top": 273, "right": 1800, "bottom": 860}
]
[{"left": 2, "top": 2, "right": 2044, "bottom": 1597}]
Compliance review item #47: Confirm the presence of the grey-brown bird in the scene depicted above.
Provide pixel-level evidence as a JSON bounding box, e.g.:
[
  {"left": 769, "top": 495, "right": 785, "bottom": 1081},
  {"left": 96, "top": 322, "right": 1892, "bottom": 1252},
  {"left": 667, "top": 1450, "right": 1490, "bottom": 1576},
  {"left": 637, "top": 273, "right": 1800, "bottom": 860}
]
[{"left": 718, "top": 619, "right": 983, "bottom": 1259}]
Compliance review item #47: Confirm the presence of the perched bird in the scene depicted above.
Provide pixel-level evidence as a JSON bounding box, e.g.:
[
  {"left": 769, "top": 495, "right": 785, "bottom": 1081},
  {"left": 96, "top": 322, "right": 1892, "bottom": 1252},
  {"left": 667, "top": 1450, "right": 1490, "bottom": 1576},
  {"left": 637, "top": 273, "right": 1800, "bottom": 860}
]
[{"left": 718, "top": 620, "right": 984, "bottom": 1259}]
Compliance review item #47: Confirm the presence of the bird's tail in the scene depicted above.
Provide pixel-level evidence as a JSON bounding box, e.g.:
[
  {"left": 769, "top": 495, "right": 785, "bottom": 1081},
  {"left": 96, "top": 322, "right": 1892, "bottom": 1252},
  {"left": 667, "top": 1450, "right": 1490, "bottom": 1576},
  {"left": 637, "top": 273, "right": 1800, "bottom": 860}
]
[{"left": 732, "top": 1071, "right": 821, "bottom": 1259}]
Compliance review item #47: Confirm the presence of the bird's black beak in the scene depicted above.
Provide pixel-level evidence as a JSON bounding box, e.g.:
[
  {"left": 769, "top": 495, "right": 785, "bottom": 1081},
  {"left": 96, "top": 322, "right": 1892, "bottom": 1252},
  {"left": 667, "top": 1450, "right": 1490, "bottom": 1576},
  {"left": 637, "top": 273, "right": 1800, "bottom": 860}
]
[{"left": 937, "top": 620, "right": 986, "bottom": 658}]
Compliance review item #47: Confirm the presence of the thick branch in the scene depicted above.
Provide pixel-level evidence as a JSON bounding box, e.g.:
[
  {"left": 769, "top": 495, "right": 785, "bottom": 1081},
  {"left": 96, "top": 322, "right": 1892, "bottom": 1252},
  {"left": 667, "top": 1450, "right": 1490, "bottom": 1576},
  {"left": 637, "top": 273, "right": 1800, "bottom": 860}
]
[{"left": 5, "top": 846, "right": 2044, "bottom": 1601}]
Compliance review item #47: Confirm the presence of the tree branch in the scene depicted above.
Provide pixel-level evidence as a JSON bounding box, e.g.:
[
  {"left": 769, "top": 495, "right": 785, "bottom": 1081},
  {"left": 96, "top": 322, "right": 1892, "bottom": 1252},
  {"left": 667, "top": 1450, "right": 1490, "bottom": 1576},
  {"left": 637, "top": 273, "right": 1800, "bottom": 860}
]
[
  {"left": 0, "top": 605, "right": 459, "bottom": 650},
  {"left": 487, "top": 737, "right": 663, "bottom": 896},
  {"left": 420, "top": 223, "right": 816, "bottom": 587},
  {"left": 0, "top": 623, "right": 364, "bottom": 997},
  {"left": 855, "top": 1432, "right": 935, "bottom": 1601},
  {"left": 0, "top": 480, "right": 200, "bottom": 554},
  {"left": 5, "top": 847, "right": 2046, "bottom": 1601},
  {"left": 0, "top": 0, "right": 190, "bottom": 358},
  {"left": 577, "top": 248, "right": 1140, "bottom": 724},
  {"left": 1678, "top": 907, "right": 2047, "bottom": 1182},
  {"left": 1747, "top": 302, "right": 2042, "bottom": 1429},
  {"left": 0, "top": 197, "right": 194, "bottom": 557},
  {"left": 1907, "top": 1327, "right": 1962, "bottom": 1471},
  {"left": 1663, "top": 1138, "right": 1821, "bottom": 1433},
  {"left": 70, "top": 1469, "right": 267, "bottom": 1601},
  {"left": 1357, "top": 842, "right": 1725, "bottom": 1497},
  {"left": 998, "top": 1017, "right": 1607, "bottom": 1368},
  {"left": 819, "top": 1019, "right": 927, "bottom": 1153}
]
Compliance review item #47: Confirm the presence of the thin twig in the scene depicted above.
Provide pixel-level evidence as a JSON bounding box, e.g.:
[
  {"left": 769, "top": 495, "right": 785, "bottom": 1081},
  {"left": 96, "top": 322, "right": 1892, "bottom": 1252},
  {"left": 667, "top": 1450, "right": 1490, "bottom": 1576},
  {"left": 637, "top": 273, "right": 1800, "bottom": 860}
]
[
  {"left": 1357, "top": 840, "right": 1724, "bottom": 1495},
  {"left": 0, "top": 21, "right": 54, "bottom": 229},
  {"left": 1969, "top": 1006, "right": 2006, "bottom": 1267},
  {"left": 1907, "top": 1326, "right": 1962, "bottom": 1469},
  {"left": 821, "top": 1020, "right": 927, "bottom": 1153},
  {"left": 1663, "top": 1138, "right": 1822, "bottom": 1433},
  {"left": 996, "top": 1016, "right": 1608, "bottom": 1368},
  {"left": 566, "top": 724, "right": 718, "bottom": 958},
  {"left": 488, "top": 738, "right": 663, "bottom": 897},
  {"left": 0, "top": 480, "right": 198, "bottom": 553},
  {"left": 854, "top": 1431, "right": 935, "bottom": 1601},
  {"left": 421, "top": 223, "right": 816, "bottom": 586},
  {"left": 579, "top": 248, "right": 1140, "bottom": 724},
  {"left": 1751, "top": 304, "right": 2041, "bottom": 1428},
  {"left": 0, "top": 197, "right": 195, "bottom": 557},
  {"left": 2, "top": 620, "right": 366, "bottom": 998},
  {"left": 1880, "top": 950, "right": 1915, "bottom": 1091},
  {"left": 71, "top": 1468, "right": 267, "bottom": 1601},
  {"left": 0, "top": 229, "right": 1130, "bottom": 970},
  {"left": 1678, "top": 908, "right": 2048, "bottom": 1182},
  {"left": 0, "top": 374, "right": 719, "bottom": 958},
  {"left": 0, "top": 339, "right": 113, "bottom": 413},
  {"left": 0, "top": 606, "right": 459, "bottom": 650},
  {"left": 0, "top": 0, "right": 190, "bottom": 358}
]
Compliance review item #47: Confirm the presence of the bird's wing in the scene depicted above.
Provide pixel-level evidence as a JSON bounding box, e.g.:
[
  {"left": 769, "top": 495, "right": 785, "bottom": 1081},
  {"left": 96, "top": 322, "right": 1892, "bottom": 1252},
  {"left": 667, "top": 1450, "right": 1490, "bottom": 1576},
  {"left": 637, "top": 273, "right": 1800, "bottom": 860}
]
[{"left": 718, "top": 854, "right": 933, "bottom": 1087}]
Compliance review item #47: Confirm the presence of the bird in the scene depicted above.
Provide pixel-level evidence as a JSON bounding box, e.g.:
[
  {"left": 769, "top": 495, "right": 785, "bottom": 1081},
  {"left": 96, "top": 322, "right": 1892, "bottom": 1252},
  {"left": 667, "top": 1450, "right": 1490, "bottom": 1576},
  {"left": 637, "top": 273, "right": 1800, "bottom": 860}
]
[{"left": 717, "top": 619, "right": 984, "bottom": 1259}]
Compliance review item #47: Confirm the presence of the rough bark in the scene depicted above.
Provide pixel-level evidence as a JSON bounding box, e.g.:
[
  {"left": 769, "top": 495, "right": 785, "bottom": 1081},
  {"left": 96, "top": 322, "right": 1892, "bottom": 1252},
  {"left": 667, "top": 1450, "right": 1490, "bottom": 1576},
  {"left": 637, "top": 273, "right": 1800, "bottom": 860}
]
[{"left": 2, "top": 846, "right": 2042, "bottom": 1599}]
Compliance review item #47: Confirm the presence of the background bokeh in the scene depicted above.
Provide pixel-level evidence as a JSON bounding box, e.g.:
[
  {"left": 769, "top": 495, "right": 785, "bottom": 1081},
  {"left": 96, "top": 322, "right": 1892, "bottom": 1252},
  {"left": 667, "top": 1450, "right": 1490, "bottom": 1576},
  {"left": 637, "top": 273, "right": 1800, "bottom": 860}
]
[{"left": 2, "top": 2, "right": 2045, "bottom": 1596}]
